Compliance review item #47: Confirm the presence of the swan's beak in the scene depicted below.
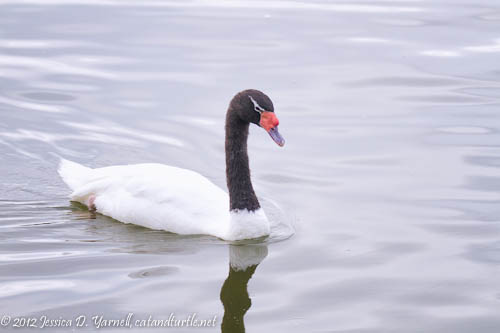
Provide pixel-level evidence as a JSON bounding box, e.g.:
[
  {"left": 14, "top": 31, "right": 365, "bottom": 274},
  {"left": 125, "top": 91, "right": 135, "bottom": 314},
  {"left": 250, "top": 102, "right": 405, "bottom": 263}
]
[
  {"left": 260, "top": 111, "right": 285, "bottom": 147},
  {"left": 268, "top": 126, "right": 285, "bottom": 147}
]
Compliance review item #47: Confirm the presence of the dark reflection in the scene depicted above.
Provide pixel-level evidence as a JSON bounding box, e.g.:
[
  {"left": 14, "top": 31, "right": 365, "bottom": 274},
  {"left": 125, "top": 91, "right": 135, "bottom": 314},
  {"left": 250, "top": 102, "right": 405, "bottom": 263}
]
[
  {"left": 220, "top": 245, "right": 267, "bottom": 333},
  {"left": 220, "top": 265, "right": 256, "bottom": 332},
  {"left": 69, "top": 201, "right": 97, "bottom": 219}
]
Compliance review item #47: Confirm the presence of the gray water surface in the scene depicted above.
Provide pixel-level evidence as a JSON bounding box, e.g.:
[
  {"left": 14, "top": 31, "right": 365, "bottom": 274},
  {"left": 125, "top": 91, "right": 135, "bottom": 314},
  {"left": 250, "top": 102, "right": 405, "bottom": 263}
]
[{"left": 1, "top": 0, "right": 500, "bottom": 332}]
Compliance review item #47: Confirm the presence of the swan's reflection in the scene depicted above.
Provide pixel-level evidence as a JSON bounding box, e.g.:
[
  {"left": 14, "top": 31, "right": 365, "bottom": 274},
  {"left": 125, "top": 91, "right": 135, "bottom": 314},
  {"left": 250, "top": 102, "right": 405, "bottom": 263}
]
[
  {"left": 220, "top": 244, "right": 268, "bottom": 333},
  {"left": 68, "top": 204, "right": 268, "bottom": 332}
]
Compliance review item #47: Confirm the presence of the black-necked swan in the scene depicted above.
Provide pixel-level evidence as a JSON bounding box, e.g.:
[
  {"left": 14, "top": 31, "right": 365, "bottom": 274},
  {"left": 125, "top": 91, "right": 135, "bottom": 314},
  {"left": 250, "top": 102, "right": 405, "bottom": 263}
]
[{"left": 58, "top": 89, "right": 285, "bottom": 241}]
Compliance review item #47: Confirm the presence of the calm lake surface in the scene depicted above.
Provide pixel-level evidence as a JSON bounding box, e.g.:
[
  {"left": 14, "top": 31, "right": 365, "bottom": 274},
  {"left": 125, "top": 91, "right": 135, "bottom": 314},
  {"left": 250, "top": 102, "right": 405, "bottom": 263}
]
[{"left": 1, "top": 0, "right": 500, "bottom": 332}]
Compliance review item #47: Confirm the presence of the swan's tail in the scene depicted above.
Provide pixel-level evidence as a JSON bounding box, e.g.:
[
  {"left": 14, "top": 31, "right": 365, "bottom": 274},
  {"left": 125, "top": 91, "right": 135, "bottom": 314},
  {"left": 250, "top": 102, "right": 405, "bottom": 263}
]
[{"left": 58, "top": 158, "right": 93, "bottom": 191}]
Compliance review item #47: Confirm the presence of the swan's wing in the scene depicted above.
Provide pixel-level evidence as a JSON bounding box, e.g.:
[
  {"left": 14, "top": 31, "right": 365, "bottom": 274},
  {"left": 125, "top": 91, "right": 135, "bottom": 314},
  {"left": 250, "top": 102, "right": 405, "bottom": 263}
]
[{"left": 68, "top": 163, "right": 230, "bottom": 237}]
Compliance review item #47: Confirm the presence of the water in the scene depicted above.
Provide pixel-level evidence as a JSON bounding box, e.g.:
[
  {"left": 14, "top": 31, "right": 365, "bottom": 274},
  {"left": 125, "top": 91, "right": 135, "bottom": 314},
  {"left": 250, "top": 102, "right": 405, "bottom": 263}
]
[{"left": 1, "top": 0, "right": 500, "bottom": 331}]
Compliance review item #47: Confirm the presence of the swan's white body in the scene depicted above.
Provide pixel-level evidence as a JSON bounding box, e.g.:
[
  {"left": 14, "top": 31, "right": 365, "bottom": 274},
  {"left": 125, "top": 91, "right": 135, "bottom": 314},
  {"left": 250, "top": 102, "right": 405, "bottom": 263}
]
[{"left": 58, "top": 159, "right": 270, "bottom": 240}]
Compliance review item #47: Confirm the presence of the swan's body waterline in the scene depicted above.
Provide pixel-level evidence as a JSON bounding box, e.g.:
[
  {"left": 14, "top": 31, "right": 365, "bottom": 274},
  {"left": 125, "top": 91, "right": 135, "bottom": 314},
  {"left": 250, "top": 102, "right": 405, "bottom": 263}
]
[
  {"left": 58, "top": 160, "right": 269, "bottom": 240},
  {"left": 58, "top": 90, "right": 283, "bottom": 241}
]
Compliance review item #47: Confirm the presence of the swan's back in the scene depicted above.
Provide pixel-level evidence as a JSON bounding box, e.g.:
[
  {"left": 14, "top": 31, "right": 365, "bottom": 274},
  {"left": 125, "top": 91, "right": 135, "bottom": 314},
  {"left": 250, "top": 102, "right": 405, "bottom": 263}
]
[{"left": 58, "top": 159, "right": 231, "bottom": 237}]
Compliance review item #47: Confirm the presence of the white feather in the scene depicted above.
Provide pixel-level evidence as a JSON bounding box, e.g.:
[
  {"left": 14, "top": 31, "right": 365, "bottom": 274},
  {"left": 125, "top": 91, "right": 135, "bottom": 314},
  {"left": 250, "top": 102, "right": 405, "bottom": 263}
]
[{"left": 58, "top": 159, "right": 270, "bottom": 240}]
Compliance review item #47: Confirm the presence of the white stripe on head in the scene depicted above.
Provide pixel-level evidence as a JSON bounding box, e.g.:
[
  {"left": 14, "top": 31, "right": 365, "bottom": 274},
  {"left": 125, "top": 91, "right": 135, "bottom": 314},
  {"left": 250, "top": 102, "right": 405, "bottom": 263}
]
[{"left": 248, "top": 95, "right": 265, "bottom": 114}]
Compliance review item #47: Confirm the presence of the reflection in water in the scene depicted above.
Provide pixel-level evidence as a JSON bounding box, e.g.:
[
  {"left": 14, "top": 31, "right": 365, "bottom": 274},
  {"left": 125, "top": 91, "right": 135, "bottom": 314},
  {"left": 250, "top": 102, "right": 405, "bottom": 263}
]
[
  {"left": 220, "top": 245, "right": 268, "bottom": 333},
  {"left": 67, "top": 203, "right": 270, "bottom": 333}
]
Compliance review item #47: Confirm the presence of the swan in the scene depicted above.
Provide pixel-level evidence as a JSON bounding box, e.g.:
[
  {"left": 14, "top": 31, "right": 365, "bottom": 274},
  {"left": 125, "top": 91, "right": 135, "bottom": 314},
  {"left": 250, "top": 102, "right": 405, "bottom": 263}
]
[{"left": 58, "top": 89, "right": 285, "bottom": 241}]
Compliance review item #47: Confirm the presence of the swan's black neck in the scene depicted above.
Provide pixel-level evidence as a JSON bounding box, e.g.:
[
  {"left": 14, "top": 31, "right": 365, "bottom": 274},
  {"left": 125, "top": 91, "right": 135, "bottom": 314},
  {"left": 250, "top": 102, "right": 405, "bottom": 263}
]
[{"left": 225, "top": 109, "right": 260, "bottom": 212}]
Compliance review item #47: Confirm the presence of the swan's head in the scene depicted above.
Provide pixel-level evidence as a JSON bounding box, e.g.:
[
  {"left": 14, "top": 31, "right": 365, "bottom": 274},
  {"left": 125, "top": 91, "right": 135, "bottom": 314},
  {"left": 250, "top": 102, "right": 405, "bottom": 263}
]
[{"left": 232, "top": 89, "right": 285, "bottom": 147}]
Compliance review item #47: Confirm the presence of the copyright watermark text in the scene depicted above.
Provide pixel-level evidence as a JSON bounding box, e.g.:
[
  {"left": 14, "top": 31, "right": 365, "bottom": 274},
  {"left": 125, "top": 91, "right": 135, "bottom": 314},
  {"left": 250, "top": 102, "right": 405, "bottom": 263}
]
[{"left": 0, "top": 313, "right": 217, "bottom": 329}]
